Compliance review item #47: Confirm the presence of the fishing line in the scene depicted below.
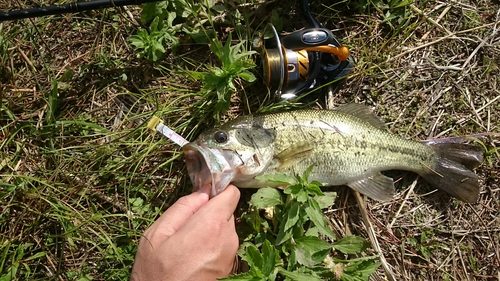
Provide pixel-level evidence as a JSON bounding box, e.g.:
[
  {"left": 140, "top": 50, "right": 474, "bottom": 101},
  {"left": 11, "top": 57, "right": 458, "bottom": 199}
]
[{"left": 263, "top": 48, "right": 284, "bottom": 90}]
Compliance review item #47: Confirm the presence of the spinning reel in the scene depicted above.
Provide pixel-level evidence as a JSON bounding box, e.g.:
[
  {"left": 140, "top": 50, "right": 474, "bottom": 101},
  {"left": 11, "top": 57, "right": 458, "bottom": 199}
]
[{"left": 256, "top": 0, "right": 353, "bottom": 100}]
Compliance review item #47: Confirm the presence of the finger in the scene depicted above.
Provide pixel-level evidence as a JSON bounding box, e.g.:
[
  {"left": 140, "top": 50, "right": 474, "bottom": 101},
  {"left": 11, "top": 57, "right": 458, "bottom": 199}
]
[
  {"left": 152, "top": 185, "right": 211, "bottom": 238},
  {"left": 203, "top": 184, "right": 240, "bottom": 221}
]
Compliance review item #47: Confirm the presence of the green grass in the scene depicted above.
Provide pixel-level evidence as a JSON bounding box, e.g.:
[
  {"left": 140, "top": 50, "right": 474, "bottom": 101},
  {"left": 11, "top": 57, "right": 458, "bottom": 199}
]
[{"left": 1, "top": 0, "right": 500, "bottom": 280}]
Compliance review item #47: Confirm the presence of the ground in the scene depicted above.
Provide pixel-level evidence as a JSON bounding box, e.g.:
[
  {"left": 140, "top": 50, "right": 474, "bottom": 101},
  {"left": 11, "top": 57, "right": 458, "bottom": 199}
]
[{"left": 0, "top": 0, "right": 499, "bottom": 280}]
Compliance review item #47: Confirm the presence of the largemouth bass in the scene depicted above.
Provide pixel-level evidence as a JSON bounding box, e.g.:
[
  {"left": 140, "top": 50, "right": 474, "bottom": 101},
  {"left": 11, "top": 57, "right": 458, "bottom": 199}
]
[{"left": 183, "top": 104, "right": 483, "bottom": 202}]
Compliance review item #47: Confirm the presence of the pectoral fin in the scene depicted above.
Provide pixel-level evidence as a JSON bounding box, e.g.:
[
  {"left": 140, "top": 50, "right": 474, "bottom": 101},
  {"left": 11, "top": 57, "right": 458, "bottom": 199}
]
[
  {"left": 275, "top": 141, "right": 314, "bottom": 171},
  {"left": 348, "top": 173, "right": 395, "bottom": 201}
]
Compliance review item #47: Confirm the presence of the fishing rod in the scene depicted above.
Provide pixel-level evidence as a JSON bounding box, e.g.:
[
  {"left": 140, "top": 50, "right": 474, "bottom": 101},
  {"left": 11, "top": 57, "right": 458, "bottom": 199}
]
[{"left": 0, "top": 0, "right": 161, "bottom": 22}]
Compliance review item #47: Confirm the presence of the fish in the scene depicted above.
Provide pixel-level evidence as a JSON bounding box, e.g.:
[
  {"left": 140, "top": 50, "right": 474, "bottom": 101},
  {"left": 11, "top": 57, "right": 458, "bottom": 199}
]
[{"left": 183, "top": 104, "right": 484, "bottom": 202}]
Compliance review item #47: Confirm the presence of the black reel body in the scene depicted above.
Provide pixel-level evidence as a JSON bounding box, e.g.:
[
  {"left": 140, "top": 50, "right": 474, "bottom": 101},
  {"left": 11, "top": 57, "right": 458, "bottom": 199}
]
[{"left": 258, "top": 24, "right": 353, "bottom": 100}]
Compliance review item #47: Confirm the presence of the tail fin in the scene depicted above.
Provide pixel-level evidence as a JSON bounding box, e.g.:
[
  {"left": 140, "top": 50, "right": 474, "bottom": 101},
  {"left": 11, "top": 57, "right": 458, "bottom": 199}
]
[{"left": 420, "top": 143, "right": 484, "bottom": 203}]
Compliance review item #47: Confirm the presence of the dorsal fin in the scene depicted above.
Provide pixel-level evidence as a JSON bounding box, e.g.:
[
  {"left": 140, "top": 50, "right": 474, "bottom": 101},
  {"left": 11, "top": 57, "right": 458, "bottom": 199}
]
[{"left": 335, "top": 104, "right": 387, "bottom": 130}]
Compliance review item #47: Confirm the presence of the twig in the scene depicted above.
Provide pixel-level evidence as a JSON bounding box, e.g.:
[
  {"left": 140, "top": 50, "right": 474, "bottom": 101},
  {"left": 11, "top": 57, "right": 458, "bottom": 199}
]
[
  {"left": 55, "top": 51, "right": 91, "bottom": 78},
  {"left": 18, "top": 47, "right": 36, "bottom": 72},
  {"left": 469, "top": 205, "right": 500, "bottom": 267},
  {"left": 426, "top": 57, "right": 462, "bottom": 71},
  {"left": 422, "top": 5, "right": 452, "bottom": 40},
  {"left": 386, "top": 23, "right": 495, "bottom": 66},
  {"left": 491, "top": 7, "right": 500, "bottom": 43},
  {"left": 410, "top": 4, "right": 453, "bottom": 36},
  {"left": 462, "top": 8, "right": 500, "bottom": 69},
  {"left": 477, "top": 95, "right": 500, "bottom": 113},
  {"left": 122, "top": 6, "right": 140, "bottom": 27},
  {"left": 387, "top": 179, "right": 418, "bottom": 232},
  {"left": 354, "top": 191, "right": 397, "bottom": 281}
]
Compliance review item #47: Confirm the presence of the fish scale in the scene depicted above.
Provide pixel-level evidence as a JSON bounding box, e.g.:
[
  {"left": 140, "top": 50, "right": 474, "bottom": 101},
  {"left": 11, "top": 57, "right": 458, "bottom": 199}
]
[{"left": 249, "top": 110, "right": 436, "bottom": 183}]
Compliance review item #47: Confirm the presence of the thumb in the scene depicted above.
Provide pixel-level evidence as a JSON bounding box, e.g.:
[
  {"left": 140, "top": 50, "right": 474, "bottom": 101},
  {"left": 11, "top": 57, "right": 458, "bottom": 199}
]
[
  {"left": 149, "top": 184, "right": 211, "bottom": 242},
  {"left": 202, "top": 184, "right": 240, "bottom": 221}
]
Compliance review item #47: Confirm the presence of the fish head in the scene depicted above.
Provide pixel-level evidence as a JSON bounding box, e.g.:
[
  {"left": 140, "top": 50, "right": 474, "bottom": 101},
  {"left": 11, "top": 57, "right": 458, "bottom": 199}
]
[{"left": 183, "top": 117, "right": 276, "bottom": 197}]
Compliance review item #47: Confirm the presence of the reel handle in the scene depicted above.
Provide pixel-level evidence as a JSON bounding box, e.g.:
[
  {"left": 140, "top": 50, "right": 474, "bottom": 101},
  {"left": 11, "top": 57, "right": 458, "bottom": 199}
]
[{"left": 302, "top": 45, "right": 350, "bottom": 61}]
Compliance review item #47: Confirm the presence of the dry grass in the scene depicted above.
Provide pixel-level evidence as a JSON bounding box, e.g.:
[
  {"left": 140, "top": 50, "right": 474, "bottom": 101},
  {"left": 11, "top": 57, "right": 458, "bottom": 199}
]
[{"left": 1, "top": 0, "right": 499, "bottom": 280}]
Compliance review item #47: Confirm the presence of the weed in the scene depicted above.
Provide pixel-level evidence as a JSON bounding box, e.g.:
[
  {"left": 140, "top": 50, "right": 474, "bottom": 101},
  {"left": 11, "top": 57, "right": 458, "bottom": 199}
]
[
  {"left": 349, "top": 0, "right": 414, "bottom": 28},
  {"left": 224, "top": 167, "right": 379, "bottom": 280},
  {"left": 129, "top": 0, "right": 217, "bottom": 61},
  {"left": 129, "top": 16, "right": 180, "bottom": 62},
  {"left": 196, "top": 34, "right": 256, "bottom": 114}
]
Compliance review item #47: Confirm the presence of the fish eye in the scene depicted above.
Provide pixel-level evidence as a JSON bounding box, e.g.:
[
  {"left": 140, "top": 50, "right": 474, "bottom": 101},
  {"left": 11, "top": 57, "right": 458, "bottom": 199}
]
[{"left": 214, "top": 131, "right": 228, "bottom": 143}]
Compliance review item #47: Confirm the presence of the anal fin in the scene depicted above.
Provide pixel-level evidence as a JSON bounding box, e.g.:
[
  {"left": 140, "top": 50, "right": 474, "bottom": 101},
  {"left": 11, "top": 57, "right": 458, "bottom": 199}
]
[{"left": 348, "top": 173, "right": 395, "bottom": 201}]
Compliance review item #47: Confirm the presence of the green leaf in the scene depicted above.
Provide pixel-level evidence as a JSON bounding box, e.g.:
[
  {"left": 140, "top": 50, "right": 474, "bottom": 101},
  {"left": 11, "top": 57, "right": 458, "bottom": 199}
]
[
  {"left": 0, "top": 262, "right": 19, "bottom": 281},
  {"left": 238, "top": 70, "right": 256, "bottom": 82},
  {"left": 275, "top": 218, "right": 294, "bottom": 245},
  {"left": 141, "top": 1, "right": 169, "bottom": 22},
  {"left": 150, "top": 16, "right": 160, "bottom": 32},
  {"left": 218, "top": 272, "right": 261, "bottom": 281},
  {"left": 75, "top": 274, "right": 94, "bottom": 281},
  {"left": 242, "top": 208, "right": 262, "bottom": 232},
  {"left": 250, "top": 188, "right": 283, "bottom": 209},
  {"left": 342, "top": 260, "right": 381, "bottom": 281},
  {"left": 316, "top": 192, "right": 337, "bottom": 209},
  {"left": 356, "top": 262, "right": 381, "bottom": 277},
  {"left": 283, "top": 184, "right": 302, "bottom": 195},
  {"left": 284, "top": 202, "right": 300, "bottom": 231},
  {"left": 297, "top": 190, "right": 308, "bottom": 203},
  {"left": 255, "top": 174, "right": 296, "bottom": 186},
  {"left": 305, "top": 183, "right": 323, "bottom": 196},
  {"left": 333, "top": 236, "right": 370, "bottom": 255},
  {"left": 305, "top": 226, "right": 319, "bottom": 237},
  {"left": 333, "top": 255, "right": 380, "bottom": 264},
  {"left": 129, "top": 28, "right": 149, "bottom": 48},
  {"left": 184, "top": 28, "right": 215, "bottom": 44},
  {"left": 418, "top": 245, "right": 431, "bottom": 260},
  {"left": 261, "top": 240, "right": 278, "bottom": 277},
  {"left": 270, "top": 10, "right": 284, "bottom": 31},
  {"left": 277, "top": 267, "right": 323, "bottom": 281},
  {"left": 293, "top": 236, "right": 331, "bottom": 266},
  {"left": 23, "top": 251, "right": 47, "bottom": 262},
  {"left": 152, "top": 40, "right": 165, "bottom": 54},
  {"left": 420, "top": 231, "right": 428, "bottom": 244},
  {"left": 305, "top": 200, "right": 335, "bottom": 239},
  {"left": 246, "top": 244, "right": 264, "bottom": 270},
  {"left": 47, "top": 79, "right": 58, "bottom": 124},
  {"left": 391, "top": 0, "right": 412, "bottom": 9},
  {"left": 303, "top": 164, "right": 315, "bottom": 182},
  {"left": 288, "top": 251, "right": 297, "bottom": 270},
  {"left": 165, "top": 11, "right": 177, "bottom": 27}
]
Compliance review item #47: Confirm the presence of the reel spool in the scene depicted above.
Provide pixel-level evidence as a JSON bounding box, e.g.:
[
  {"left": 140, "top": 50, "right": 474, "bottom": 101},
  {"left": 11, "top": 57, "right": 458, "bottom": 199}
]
[{"left": 258, "top": 24, "right": 353, "bottom": 100}]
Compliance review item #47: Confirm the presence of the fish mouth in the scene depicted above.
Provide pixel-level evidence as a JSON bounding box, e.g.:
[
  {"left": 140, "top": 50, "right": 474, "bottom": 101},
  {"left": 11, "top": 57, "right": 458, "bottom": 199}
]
[{"left": 183, "top": 143, "right": 240, "bottom": 197}]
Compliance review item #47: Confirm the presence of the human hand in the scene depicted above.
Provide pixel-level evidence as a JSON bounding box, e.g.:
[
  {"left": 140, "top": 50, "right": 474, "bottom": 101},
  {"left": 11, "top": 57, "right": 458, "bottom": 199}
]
[{"left": 130, "top": 184, "right": 241, "bottom": 281}]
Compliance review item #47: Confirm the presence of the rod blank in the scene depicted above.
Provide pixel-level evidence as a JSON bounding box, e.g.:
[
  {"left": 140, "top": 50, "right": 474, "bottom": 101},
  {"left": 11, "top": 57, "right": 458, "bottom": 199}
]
[{"left": 0, "top": 0, "right": 161, "bottom": 21}]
